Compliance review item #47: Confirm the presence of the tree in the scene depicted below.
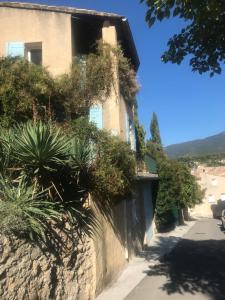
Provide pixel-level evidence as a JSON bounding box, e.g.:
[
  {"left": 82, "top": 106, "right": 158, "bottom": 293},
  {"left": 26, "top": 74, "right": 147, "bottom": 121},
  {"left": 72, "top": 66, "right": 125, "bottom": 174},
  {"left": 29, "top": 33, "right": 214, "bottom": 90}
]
[
  {"left": 150, "top": 112, "right": 162, "bottom": 146},
  {"left": 172, "top": 160, "right": 203, "bottom": 224},
  {"left": 145, "top": 113, "right": 203, "bottom": 229},
  {"left": 155, "top": 158, "right": 176, "bottom": 228},
  {"left": 156, "top": 158, "right": 204, "bottom": 228},
  {"left": 146, "top": 112, "right": 164, "bottom": 161},
  {"left": 141, "top": 0, "right": 225, "bottom": 76}
]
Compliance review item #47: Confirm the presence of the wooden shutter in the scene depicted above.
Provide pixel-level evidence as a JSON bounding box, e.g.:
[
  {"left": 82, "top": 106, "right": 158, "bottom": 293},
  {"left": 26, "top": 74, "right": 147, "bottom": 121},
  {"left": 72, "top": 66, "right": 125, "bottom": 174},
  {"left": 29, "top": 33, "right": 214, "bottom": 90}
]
[
  {"left": 89, "top": 105, "right": 103, "bottom": 129},
  {"left": 6, "top": 42, "right": 25, "bottom": 57}
]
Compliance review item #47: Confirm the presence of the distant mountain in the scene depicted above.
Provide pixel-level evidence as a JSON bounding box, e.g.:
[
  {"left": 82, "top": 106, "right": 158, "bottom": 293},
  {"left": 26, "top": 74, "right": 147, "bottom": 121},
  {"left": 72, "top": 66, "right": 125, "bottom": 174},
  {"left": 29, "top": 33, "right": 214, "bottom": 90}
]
[{"left": 165, "top": 132, "right": 225, "bottom": 158}]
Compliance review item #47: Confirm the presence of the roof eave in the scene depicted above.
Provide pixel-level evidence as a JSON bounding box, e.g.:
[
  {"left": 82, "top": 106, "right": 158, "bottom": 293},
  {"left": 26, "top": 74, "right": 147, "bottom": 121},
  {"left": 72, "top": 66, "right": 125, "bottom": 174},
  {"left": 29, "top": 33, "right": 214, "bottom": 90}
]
[{"left": 0, "top": 2, "right": 140, "bottom": 70}]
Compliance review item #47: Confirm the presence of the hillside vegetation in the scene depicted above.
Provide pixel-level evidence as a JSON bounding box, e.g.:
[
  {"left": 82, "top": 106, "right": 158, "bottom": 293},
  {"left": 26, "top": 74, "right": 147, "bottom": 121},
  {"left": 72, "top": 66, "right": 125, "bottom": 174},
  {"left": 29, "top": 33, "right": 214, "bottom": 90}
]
[{"left": 166, "top": 132, "right": 225, "bottom": 158}]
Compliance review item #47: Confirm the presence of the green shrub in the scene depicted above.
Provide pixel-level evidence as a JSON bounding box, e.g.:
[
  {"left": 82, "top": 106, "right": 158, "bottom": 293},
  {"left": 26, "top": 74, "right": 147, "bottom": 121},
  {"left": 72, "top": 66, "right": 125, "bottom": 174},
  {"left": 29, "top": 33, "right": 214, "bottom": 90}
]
[
  {"left": 0, "top": 57, "right": 55, "bottom": 126},
  {"left": 66, "top": 118, "right": 136, "bottom": 199},
  {"left": 0, "top": 177, "right": 60, "bottom": 240},
  {"left": 0, "top": 120, "right": 136, "bottom": 240},
  {"left": 156, "top": 158, "right": 204, "bottom": 227},
  {"left": 92, "top": 134, "right": 136, "bottom": 199},
  {"left": 67, "top": 117, "right": 100, "bottom": 143}
]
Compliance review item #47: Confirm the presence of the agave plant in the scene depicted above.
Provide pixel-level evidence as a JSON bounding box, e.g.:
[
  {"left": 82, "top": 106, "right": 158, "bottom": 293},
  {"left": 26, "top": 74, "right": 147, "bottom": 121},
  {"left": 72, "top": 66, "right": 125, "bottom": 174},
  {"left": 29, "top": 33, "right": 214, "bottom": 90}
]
[
  {"left": 13, "top": 121, "right": 69, "bottom": 169},
  {"left": 69, "top": 137, "right": 94, "bottom": 172},
  {"left": 12, "top": 121, "right": 70, "bottom": 192},
  {"left": 0, "top": 176, "right": 61, "bottom": 240}
]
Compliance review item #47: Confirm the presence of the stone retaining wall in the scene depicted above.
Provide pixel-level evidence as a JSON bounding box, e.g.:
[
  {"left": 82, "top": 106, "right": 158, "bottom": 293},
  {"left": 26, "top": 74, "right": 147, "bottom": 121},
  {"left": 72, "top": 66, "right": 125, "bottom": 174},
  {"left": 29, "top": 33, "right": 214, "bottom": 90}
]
[{"left": 0, "top": 231, "right": 95, "bottom": 300}]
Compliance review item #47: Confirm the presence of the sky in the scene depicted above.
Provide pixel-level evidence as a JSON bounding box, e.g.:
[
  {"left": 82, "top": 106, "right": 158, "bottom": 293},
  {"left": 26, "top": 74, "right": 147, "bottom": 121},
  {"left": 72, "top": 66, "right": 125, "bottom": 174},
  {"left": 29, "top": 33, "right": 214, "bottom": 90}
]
[{"left": 3, "top": 0, "right": 225, "bottom": 146}]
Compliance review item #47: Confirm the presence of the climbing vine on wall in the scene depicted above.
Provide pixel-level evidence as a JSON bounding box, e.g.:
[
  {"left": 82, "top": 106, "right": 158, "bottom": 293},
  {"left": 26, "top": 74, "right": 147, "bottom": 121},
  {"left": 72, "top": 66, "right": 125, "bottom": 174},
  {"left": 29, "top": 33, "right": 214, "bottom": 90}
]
[
  {"left": 0, "top": 43, "right": 139, "bottom": 126},
  {"left": 114, "top": 46, "right": 140, "bottom": 105}
]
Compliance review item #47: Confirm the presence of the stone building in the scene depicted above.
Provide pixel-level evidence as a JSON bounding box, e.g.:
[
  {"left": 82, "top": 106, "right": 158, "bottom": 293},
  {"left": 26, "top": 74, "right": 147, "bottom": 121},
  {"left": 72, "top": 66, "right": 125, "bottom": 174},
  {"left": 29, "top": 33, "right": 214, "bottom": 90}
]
[{"left": 0, "top": 1, "right": 139, "bottom": 150}]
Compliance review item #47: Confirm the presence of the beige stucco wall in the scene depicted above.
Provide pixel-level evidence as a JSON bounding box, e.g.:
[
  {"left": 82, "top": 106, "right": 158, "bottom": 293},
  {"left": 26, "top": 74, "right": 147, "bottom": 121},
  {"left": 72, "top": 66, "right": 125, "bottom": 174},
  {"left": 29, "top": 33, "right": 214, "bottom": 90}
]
[
  {"left": 191, "top": 165, "right": 225, "bottom": 218},
  {"left": 92, "top": 200, "right": 128, "bottom": 296},
  {"left": 102, "top": 21, "right": 122, "bottom": 138},
  {"left": 0, "top": 7, "right": 72, "bottom": 76},
  {"left": 101, "top": 21, "right": 135, "bottom": 142}
]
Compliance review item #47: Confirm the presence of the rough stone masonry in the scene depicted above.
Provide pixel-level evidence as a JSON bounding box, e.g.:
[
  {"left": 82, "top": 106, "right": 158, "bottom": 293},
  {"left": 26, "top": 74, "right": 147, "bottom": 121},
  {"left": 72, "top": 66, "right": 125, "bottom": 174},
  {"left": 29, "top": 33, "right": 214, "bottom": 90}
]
[{"left": 0, "top": 228, "right": 95, "bottom": 300}]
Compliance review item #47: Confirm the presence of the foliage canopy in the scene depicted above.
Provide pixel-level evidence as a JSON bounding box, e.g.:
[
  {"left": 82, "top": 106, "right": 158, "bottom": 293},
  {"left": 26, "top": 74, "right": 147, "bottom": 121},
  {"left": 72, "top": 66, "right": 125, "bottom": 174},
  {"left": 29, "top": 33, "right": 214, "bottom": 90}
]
[
  {"left": 146, "top": 113, "right": 203, "bottom": 227},
  {"left": 156, "top": 158, "right": 204, "bottom": 226},
  {"left": 0, "top": 43, "right": 139, "bottom": 126},
  {"left": 0, "top": 58, "right": 55, "bottom": 126},
  {"left": 141, "top": 0, "right": 225, "bottom": 76}
]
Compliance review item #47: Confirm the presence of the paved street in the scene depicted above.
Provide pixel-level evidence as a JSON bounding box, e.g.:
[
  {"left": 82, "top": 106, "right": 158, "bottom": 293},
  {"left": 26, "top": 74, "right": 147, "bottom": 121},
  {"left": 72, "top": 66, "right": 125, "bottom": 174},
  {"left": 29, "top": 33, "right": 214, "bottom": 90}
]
[{"left": 126, "top": 218, "right": 225, "bottom": 300}]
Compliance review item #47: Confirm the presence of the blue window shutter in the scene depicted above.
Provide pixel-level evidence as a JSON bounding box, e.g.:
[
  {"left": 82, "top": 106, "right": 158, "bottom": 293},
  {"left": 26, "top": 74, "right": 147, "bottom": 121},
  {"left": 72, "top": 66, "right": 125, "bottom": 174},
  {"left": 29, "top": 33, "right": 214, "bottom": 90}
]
[
  {"left": 89, "top": 105, "right": 103, "bottom": 129},
  {"left": 125, "top": 112, "right": 130, "bottom": 143},
  {"left": 131, "top": 122, "right": 137, "bottom": 151},
  {"left": 6, "top": 42, "right": 25, "bottom": 57}
]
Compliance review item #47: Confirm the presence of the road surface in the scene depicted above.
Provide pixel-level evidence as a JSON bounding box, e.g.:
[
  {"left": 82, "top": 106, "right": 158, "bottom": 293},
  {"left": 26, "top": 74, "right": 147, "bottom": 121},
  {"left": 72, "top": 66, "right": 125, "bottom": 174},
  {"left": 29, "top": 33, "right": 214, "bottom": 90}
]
[{"left": 126, "top": 218, "right": 225, "bottom": 300}]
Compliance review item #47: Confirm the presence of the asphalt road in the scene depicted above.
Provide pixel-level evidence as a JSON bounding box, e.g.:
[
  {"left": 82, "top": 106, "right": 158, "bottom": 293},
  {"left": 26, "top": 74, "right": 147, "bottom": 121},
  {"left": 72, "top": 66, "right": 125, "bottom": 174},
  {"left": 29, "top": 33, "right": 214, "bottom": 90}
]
[{"left": 126, "top": 218, "right": 225, "bottom": 300}]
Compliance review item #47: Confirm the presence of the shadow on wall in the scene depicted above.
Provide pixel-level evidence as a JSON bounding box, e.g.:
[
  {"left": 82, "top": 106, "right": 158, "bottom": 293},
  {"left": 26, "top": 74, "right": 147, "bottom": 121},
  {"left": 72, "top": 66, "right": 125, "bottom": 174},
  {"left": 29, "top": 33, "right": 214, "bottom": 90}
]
[
  {"left": 93, "top": 181, "right": 150, "bottom": 257},
  {"left": 92, "top": 196, "right": 128, "bottom": 249},
  {"left": 145, "top": 237, "right": 225, "bottom": 299},
  {"left": 211, "top": 199, "right": 225, "bottom": 218}
]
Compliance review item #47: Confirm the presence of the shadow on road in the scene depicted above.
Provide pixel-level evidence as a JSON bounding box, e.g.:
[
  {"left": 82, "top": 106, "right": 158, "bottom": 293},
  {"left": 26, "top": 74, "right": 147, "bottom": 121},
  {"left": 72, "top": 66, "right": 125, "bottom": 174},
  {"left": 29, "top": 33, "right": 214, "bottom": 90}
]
[
  {"left": 139, "top": 236, "right": 181, "bottom": 262},
  {"left": 146, "top": 238, "right": 225, "bottom": 300}
]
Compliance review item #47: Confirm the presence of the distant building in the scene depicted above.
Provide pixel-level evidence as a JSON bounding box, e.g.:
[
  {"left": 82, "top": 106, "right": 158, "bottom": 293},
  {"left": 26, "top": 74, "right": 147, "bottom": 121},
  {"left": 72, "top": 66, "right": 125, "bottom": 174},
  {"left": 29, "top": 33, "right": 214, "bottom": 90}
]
[{"left": 191, "top": 165, "right": 225, "bottom": 218}]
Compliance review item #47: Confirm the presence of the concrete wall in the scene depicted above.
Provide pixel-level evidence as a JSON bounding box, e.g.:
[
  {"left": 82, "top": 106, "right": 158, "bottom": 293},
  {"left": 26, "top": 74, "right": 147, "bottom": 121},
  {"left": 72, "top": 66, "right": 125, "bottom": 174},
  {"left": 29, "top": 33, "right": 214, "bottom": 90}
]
[
  {"left": 0, "top": 6, "right": 72, "bottom": 76},
  {"left": 191, "top": 165, "right": 225, "bottom": 218}
]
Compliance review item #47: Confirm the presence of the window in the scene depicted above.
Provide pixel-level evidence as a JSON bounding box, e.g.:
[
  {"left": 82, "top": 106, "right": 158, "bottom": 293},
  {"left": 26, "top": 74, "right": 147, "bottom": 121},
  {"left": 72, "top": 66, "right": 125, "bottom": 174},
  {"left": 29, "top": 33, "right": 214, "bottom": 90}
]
[
  {"left": 6, "top": 42, "right": 24, "bottom": 57},
  {"left": 25, "top": 42, "right": 42, "bottom": 65},
  {"left": 125, "top": 110, "right": 136, "bottom": 151},
  {"left": 6, "top": 42, "right": 42, "bottom": 65},
  {"left": 89, "top": 104, "right": 103, "bottom": 129}
]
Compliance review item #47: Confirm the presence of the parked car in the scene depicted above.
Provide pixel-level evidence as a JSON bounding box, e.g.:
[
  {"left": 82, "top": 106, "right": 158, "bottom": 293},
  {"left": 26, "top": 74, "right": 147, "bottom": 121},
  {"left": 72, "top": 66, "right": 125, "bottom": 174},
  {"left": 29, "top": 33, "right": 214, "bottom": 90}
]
[{"left": 221, "top": 210, "right": 225, "bottom": 229}]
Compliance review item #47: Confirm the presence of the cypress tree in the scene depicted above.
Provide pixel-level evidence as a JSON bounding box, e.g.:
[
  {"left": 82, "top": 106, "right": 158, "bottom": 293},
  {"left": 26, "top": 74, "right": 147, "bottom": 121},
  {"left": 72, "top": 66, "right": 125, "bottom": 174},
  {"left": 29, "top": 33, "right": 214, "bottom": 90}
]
[{"left": 150, "top": 112, "right": 162, "bottom": 146}]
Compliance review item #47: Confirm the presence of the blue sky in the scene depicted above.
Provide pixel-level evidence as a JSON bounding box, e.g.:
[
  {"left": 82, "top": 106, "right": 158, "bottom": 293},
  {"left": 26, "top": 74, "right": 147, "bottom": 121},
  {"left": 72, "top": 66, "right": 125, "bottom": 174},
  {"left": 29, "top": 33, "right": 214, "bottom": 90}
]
[{"left": 3, "top": 0, "right": 225, "bottom": 146}]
